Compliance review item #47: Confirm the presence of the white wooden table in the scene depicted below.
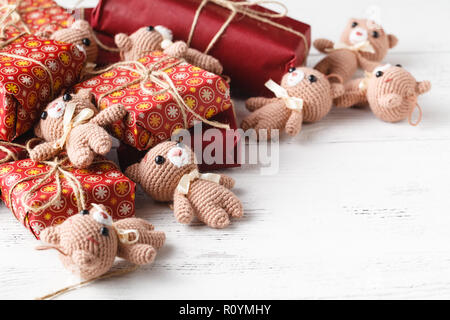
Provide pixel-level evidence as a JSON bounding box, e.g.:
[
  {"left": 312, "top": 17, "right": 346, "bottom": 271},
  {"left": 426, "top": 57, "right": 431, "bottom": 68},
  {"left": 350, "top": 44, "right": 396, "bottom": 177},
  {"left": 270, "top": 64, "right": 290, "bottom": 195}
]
[{"left": 1, "top": 0, "right": 449, "bottom": 299}]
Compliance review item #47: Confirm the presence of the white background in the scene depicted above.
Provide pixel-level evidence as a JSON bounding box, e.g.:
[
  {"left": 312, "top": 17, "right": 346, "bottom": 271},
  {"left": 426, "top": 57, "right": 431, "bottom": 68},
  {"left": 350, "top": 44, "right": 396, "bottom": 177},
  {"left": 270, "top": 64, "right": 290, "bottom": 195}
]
[{"left": 1, "top": 0, "right": 449, "bottom": 299}]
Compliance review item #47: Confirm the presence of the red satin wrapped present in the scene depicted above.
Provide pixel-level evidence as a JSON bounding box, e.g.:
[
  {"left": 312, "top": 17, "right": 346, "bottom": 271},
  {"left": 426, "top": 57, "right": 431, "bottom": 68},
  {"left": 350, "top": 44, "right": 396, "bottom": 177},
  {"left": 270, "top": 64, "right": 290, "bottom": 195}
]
[
  {"left": 74, "top": 51, "right": 233, "bottom": 151},
  {"left": 0, "top": 157, "right": 136, "bottom": 239},
  {"left": 0, "top": 32, "right": 86, "bottom": 141},
  {"left": 0, "top": 141, "right": 27, "bottom": 163},
  {"left": 89, "top": 0, "right": 311, "bottom": 97},
  {"left": 2, "top": 0, "right": 75, "bottom": 36}
]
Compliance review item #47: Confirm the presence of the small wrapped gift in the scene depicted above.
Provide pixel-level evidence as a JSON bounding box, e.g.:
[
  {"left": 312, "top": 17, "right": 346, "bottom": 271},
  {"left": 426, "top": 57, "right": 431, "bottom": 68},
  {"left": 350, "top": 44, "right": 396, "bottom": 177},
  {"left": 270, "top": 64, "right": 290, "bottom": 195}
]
[
  {"left": 0, "top": 32, "right": 86, "bottom": 141},
  {"left": 75, "top": 51, "right": 234, "bottom": 151},
  {"left": 89, "top": 0, "right": 311, "bottom": 97},
  {"left": 1, "top": 0, "right": 75, "bottom": 36},
  {"left": 0, "top": 157, "right": 136, "bottom": 239}
]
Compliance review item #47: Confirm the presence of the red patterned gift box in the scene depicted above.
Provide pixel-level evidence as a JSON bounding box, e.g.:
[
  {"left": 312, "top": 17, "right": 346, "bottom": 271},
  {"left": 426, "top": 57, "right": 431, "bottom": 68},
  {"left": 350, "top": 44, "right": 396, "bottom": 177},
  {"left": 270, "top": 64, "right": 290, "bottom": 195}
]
[
  {"left": 0, "top": 158, "right": 136, "bottom": 239},
  {"left": 0, "top": 32, "right": 86, "bottom": 141},
  {"left": 2, "top": 0, "right": 74, "bottom": 36},
  {"left": 75, "top": 51, "right": 233, "bottom": 151}
]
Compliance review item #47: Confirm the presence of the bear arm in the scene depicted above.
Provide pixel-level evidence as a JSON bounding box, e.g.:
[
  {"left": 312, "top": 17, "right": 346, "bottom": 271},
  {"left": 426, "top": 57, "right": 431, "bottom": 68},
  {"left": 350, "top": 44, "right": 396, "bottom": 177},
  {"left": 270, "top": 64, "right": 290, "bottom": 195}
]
[
  {"left": 173, "top": 190, "right": 195, "bottom": 225},
  {"left": 285, "top": 110, "right": 303, "bottom": 136},
  {"left": 90, "top": 104, "right": 127, "bottom": 127},
  {"left": 245, "top": 97, "right": 279, "bottom": 112},
  {"left": 29, "top": 141, "right": 60, "bottom": 162},
  {"left": 163, "top": 41, "right": 188, "bottom": 58},
  {"left": 313, "top": 39, "right": 335, "bottom": 53},
  {"left": 185, "top": 48, "right": 223, "bottom": 75},
  {"left": 117, "top": 243, "right": 157, "bottom": 265}
]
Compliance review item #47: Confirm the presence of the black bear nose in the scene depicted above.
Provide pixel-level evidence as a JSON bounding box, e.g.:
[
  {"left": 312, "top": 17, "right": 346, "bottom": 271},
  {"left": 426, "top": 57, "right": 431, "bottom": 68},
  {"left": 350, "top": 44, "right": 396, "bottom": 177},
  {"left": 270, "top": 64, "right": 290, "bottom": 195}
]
[{"left": 147, "top": 26, "right": 154, "bottom": 31}]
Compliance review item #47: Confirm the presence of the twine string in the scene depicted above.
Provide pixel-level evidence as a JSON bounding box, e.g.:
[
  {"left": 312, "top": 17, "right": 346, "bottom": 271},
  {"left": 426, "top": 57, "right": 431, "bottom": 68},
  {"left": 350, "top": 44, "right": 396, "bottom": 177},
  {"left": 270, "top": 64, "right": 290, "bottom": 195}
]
[
  {"left": 187, "top": 0, "right": 308, "bottom": 60},
  {"left": 88, "top": 57, "right": 230, "bottom": 130}
]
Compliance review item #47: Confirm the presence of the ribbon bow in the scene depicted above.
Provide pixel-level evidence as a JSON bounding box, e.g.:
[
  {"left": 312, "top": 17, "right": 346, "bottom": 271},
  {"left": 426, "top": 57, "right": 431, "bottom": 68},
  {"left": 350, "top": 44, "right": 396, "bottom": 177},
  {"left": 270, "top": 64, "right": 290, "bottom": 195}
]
[
  {"left": 176, "top": 169, "right": 221, "bottom": 195},
  {"left": 54, "top": 102, "right": 95, "bottom": 150},
  {"left": 326, "top": 41, "right": 376, "bottom": 54},
  {"left": 265, "top": 79, "right": 303, "bottom": 112}
]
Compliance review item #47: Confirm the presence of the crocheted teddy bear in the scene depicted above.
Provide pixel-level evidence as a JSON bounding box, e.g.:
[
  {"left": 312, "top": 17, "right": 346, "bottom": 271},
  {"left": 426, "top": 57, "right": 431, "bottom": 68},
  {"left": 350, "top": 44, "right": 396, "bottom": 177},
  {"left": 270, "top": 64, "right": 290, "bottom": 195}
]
[
  {"left": 51, "top": 20, "right": 98, "bottom": 64},
  {"left": 334, "top": 64, "right": 431, "bottom": 124},
  {"left": 38, "top": 204, "right": 165, "bottom": 281},
  {"left": 241, "top": 67, "right": 344, "bottom": 139},
  {"left": 125, "top": 141, "right": 243, "bottom": 229},
  {"left": 314, "top": 18, "right": 398, "bottom": 82},
  {"left": 30, "top": 89, "right": 127, "bottom": 168},
  {"left": 114, "top": 26, "right": 223, "bottom": 75}
]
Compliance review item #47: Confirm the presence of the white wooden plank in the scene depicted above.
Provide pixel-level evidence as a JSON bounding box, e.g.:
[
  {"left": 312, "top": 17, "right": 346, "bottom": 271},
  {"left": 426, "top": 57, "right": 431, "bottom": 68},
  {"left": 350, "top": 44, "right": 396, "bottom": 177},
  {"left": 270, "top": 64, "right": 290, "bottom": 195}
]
[{"left": 1, "top": 0, "right": 449, "bottom": 300}]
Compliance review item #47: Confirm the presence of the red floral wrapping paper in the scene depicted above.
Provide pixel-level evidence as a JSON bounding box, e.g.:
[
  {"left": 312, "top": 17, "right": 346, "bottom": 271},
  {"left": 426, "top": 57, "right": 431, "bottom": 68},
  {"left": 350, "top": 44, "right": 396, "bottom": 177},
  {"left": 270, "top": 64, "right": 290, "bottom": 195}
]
[
  {"left": 89, "top": 0, "right": 311, "bottom": 97},
  {"left": 75, "top": 51, "right": 233, "bottom": 151},
  {"left": 0, "top": 33, "right": 86, "bottom": 141},
  {"left": 0, "top": 158, "right": 136, "bottom": 239},
  {"left": 3, "top": 0, "right": 74, "bottom": 35}
]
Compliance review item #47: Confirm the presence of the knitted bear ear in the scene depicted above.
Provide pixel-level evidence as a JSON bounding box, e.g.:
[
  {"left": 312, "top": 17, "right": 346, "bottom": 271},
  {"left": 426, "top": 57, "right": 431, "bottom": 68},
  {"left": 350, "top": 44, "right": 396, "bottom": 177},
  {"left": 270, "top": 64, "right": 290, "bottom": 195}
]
[
  {"left": 125, "top": 163, "right": 141, "bottom": 184},
  {"left": 416, "top": 81, "right": 431, "bottom": 95},
  {"left": 77, "top": 88, "right": 92, "bottom": 101},
  {"left": 388, "top": 34, "right": 398, "bottom": 49},
  {"left": 40, "top": 226, "right": 60, "bottom": 245},
  {"left": 114, "top": 33, "right": 132, "bottom": 52},
  {"left": 71, "top": 20, "right": 91, "bottom": 31}
]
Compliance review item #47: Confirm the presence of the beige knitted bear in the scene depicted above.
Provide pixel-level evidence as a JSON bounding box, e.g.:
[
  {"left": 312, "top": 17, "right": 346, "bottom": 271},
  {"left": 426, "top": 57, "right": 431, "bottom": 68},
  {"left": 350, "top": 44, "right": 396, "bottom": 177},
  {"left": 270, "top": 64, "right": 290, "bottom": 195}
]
[
  {"left": 38, "top": 204, "right": 165, "bottom": 281},
  {"left": 30, "top": 89, "right": 127, "bottom": 168},
  {"left": 51, "top": 20, "right": 98, "bottom": 64},
  {"left": 114, "top": 26, "right": 223, "bottom": 75},
  {"left": 125, "top": 141, "right": 243, "bottom": 229},
  {"left": 334, "top": 64, "right": 431, "bottom": 124},
  {"left": 241, "top": 67, "right": 344, "bottom": 139},
  {"left": 314, "top": 18, "right": 398, "bottom": 82}
]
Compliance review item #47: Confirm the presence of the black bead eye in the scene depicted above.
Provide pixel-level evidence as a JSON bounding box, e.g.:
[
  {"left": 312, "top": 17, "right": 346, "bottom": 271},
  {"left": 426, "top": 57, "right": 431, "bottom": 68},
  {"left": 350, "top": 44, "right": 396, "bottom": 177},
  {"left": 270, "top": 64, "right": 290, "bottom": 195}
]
[
  {"left": 155, "top": 155, "right": 165, "bottom": 165},
  {"left": 82, "top": 38, "right": 91, "bottom": 46},
  {"left": 396, "top": 64, "right": 402, "bottom": 68},
  {"left": 101, "top": 227, "right": 109, "bottom": 236},
  {"left": 40, "top": 111, "right": 48, "bottom": 120},
  {"left": 63, "top": 93, "right": 72, "bottom": 102},
  {"left": 147, "top": 26, "right": 154, "bottom": 31},
  {"left": 372, "top": 31, "right": 379, "bottom": 38},
  {"left": 351, "top": 22, "right": 358, "bottom": 28},
  {"left": 308, "top": 75, "right": 317, "bottom": 83},
  {"left": 375, "top": 71, "right": 384, "bottom": 78},
  {"left": 80, "top": 209, "right": 89, "bottom": 215},
  {"left": 288, "top": 67, "right": 296, "bottom": 73}
]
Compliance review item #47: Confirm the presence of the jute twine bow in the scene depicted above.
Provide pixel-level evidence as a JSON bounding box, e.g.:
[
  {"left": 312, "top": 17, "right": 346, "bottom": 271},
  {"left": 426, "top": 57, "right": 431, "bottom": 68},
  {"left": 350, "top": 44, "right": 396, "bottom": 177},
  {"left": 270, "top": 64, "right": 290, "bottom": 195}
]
[
  {"left": 187, "top": 0, "right": 309, "bottom": 61},
  {"left": 265, "top": 79, "right": 303, "bottom": 112},
  {"left": 176, "top": 168, "right": 221, "bottom": 195},
  {"left": 358, "top": 70, "right": 423, "bottom": 127},
  {"left": 88, "top": 56, "right": 230, "bottom": 132},
  {"left": 0, "top": 3, "right": 56, "bottom": 99}
]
